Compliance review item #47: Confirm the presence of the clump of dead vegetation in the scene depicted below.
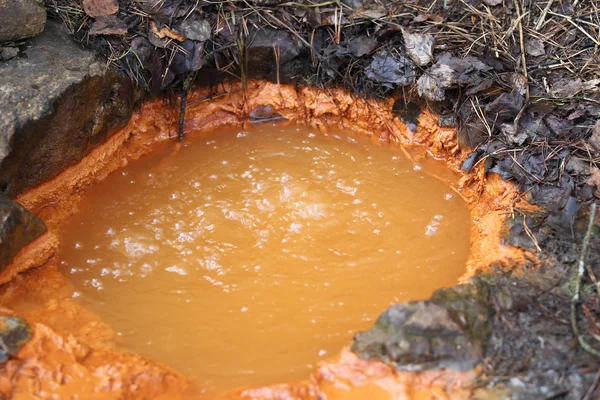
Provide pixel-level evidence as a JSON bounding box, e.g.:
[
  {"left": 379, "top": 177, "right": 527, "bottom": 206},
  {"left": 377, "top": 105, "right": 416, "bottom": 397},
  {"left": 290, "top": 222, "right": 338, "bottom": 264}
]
[{"left": 44, "top": 0, "right": 600, "bottom": 198}]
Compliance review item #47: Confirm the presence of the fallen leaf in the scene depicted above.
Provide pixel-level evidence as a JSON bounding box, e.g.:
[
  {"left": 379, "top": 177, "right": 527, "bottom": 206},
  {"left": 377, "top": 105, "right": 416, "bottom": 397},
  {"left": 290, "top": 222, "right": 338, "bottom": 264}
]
[
  {"left": 417, "top": 63, "right": 457, "bottom": 101},
  {"left": 89, "top": 15, "right": 127, "bottom": 36},
  {"left": 352, "top": 9, "right": 387, "bottom": 19},
  {"left": 413, "top": 14, "right": 444, "bottom": 23},
  {"left": 366, "top": 51, "right": 415, "bottom": 87},
  {"left": 587, "top": 167, "right": 600, "bottom": 198},
  {"left": 485, "top": 91, "right": 524, "bottom": 122},
  {"left": 401, "top": 27, "right": 434, "bottom": 66},
  {"left": 525, "top": 38, "right": 545, "bottom": 57},
  {"left": 589, "top": 120, "right": 600, "bottom": 152},
  {"left": 348, "top": 36, "right": 377, "bottom": 57},
  {"left": 551, "top": 78, "right": 582, "bottom": 98},
  {"left": 582, "top": 79, "right": 600, "bottom": 91},
  {"left": 82, "top": 0, "right": 118, "bottom": 18},
  {"left": 150, "top": 20, "right": 185, "bottom": 42}
]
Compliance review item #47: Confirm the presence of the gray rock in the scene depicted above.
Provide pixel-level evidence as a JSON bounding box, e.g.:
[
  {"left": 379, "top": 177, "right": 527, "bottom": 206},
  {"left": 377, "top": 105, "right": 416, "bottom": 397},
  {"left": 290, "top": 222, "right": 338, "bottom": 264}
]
[
  {"left": 0, "top": 21, "right": 135, "bottom": 196},
  {"left": 0, "top": 193, "right": 45, "bottom": 270},
  {"left": 0, "top": 0, "right": 46, "bottom": 43},
  {"left": 0, "top": 47, "right": 19, "bottom": 61},
  {"left": 352, "top": 282, "right": 491, "bottom": 371},
  {"left": 0, "top": 316, "right": 32, "bottom": 362},
  {"left": 175, "top": 18, "right": 211, "bottom": 42},
  {"left": 438, "top": 113, "right": 456, "bottom": 128},
  {"left": 249, "top": 105, "right": 284, "bottom": 122},
  {"left": 246, "top": 28, "right": 304, "bottom": 78}
]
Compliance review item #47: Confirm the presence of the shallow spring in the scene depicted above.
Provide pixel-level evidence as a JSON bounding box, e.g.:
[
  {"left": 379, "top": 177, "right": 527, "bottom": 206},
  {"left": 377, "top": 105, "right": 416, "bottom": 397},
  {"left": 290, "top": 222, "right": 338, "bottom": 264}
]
[{"left": 58, "top": 124, "right": 471, "bottom": 395}]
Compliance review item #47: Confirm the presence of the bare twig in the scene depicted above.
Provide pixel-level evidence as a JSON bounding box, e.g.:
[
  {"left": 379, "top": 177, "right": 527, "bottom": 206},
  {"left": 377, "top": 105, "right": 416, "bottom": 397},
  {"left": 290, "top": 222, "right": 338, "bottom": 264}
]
[
  {"left": 583, "top": 366, "right": 600, "bottom": 400},
  {"left": 571, "top": 203, "right": 600, "bottom": 357},
  {"left": 513, "top": 0, "right": 530, "bottom": 136}
]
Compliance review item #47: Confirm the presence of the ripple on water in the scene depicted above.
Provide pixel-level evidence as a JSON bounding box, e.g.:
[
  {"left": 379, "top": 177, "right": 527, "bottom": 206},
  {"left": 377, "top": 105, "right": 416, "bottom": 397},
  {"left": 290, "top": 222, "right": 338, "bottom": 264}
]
[{"left": 59, "top": 124, "right": 471, "bottom": 395}]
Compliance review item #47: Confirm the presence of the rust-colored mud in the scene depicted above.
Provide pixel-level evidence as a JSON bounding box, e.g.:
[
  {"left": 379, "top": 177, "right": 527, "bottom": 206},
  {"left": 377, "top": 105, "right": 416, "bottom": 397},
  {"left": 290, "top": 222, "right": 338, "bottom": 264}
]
[
  {"left": 230, "top": 349, "right": 476, "bottom": 400},
  {"left": 0, "top": 81, "right": 532, "bottom": 399}
]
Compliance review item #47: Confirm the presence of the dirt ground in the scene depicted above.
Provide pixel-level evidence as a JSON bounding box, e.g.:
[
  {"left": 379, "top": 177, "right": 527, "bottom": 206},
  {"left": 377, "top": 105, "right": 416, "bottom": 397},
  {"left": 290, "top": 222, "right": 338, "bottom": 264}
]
[{"left": 6, "top": 0, "right": 599, "bottom": 398}]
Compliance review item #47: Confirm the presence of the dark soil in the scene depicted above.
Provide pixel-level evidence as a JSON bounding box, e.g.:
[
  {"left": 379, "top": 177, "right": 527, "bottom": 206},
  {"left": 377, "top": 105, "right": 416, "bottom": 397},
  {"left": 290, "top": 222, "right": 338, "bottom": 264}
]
[{"left": 41, "top": 0, "right": 600, "bottom": 398}]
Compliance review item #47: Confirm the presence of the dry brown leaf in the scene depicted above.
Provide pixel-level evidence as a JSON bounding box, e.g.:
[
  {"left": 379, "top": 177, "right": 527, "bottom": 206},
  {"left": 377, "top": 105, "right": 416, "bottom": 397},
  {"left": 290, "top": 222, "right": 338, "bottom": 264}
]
[
  {"left": 590, "top": 120, "right": 600, "bottom": 152},
  {"left": 89, "top": 15, "right": 127, "bottom": 36},
  {"left": 150, "top": 20, "right": 185, "bottom": 42},
  {"left": 82, "top": 0, "right": 118, "bottom": 18},
  {"left": 525, "top": 38, "right": 545, "bottom": 57},
  {"left": 587, "top": 167, "right": 600, "bottom": 198}
]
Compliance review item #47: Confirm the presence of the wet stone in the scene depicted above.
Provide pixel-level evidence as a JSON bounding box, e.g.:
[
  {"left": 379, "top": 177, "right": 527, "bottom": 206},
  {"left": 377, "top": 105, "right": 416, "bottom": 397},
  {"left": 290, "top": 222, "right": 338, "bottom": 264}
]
[
  {"left": 0, "top": 316, "right": 32, "bottom": 362},
  {"left": 0, "top": 193, "right": 46, "bottom": 270},
  {"left": 438, "top": 114, "right": 456, "bottom": 128},
  {"left": 0, "top": 0, "right": 46, "bottom": 43},
  {"left": 352, "top": 282, "right": 490, "bottom": 371},
  {"left": 0, "top": 21, "right": 135, "bottom": 196},
  {"left": 249, "top": 105, "right": 284, "bottom": 122},
  {"left": 0, "top": 47, "right": 19, "bottom": 61}
]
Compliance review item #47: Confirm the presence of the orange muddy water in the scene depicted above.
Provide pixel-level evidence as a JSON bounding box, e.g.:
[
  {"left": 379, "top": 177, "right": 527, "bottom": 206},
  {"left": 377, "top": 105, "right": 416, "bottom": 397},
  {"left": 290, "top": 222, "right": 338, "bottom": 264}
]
[{"left": 57, "top": 124, "right": 471, "bottom": 397}]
